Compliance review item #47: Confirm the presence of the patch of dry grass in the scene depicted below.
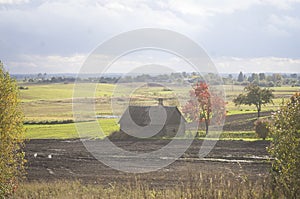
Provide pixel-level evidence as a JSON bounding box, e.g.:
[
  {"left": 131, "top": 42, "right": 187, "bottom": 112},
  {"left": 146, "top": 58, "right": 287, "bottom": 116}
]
[{"left": 13, "top": 172, "right": 278, "bottom": 199}]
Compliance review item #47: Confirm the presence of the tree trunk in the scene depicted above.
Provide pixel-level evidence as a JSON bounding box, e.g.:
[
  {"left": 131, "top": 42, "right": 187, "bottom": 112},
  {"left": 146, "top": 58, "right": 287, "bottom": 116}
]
[
  {"left": 196, "top": 120, "right": 201, "bottom": 138},
  {"left": 205, "top": 120, "right": 209, "bottom": 135},
  {"left": 257, "top": 104, "right": 261, "bottom": 118}
]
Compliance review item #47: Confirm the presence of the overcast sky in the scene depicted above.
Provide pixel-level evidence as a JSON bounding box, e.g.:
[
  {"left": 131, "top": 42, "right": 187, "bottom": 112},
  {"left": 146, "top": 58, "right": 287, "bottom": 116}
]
[{"left": 0, "top": 0, "right": 300, "bottom": 74}]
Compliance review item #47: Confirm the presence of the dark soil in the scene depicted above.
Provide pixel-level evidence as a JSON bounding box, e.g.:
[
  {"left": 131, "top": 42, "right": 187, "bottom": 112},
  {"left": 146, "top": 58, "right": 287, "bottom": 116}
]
[{"left": 24, "top": 139, "right": 271, "bottom": 187}]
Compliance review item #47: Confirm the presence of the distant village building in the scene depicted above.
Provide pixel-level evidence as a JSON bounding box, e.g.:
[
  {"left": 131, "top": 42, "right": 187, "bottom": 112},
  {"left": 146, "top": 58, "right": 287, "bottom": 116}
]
[{"left": 118, "top": 98, "right": 186, "bottom": 138}]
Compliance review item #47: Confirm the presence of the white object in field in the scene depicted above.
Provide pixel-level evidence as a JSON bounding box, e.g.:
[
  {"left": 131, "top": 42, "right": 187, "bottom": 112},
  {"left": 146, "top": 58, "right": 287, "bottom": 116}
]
[
  {"left": 46, "top": 168, "right": 54, "bottom": 175},
  {"left": 34, "top": 153, "right": 37, "bottom": 158},
  {"left": 48, "top": 154, "right": 52, "bottom": 159}
]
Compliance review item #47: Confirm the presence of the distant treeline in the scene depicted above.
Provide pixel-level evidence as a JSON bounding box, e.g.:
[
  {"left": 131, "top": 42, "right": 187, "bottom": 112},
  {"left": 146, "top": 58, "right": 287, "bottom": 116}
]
[{"left": 18, "top": 72, "right": 300, "bottom": 87}]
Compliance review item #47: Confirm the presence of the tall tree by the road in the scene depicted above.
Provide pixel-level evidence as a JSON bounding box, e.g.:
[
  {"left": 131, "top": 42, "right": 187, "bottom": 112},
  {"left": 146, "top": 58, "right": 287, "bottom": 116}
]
[
  {"left": 237, "top": 71, "right": 244, "bottom": 82},
  {"left": 259, "top": 73, "right": 266, "bottom": 81},
  {"left": 233, "top": 84, "right": 274, "bottom": 118},
  {"left": 0, "top": 61, "right": 26, "bottom": 197},
  {"left": 183, "top": 82, "right": 226, "bottom": 136}
]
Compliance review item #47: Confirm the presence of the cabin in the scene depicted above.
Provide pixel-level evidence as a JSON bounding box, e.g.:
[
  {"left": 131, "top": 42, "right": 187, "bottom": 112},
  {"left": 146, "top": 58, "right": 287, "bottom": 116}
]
[{"left": 118, "top": 98, "right": 186, "bottom": 138}]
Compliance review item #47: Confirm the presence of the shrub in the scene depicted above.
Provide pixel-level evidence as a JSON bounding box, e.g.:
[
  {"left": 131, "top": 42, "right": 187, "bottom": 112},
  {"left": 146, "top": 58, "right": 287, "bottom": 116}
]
[
  {"left": 254, "top": 119, "right": 270, "bottom": 140},
  {"left": 24, "top": 119, "right": 74, "bottom": 125},
  {"left": 0, "top": 63, "right": 26, "bottom": 197},
  {"left": 162, "top": 88, "right": 172, "bottom": 91},
  {"left": 18, "top": 86, "right": 28, "bottom": 90},
  {"left": 268, "top": 93, "right": 300, "bottom": 198}
]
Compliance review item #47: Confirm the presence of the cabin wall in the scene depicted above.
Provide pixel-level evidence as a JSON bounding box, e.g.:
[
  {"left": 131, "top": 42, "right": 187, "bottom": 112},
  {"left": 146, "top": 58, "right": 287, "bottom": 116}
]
[{"left": 120, "top": 118, "right": 186, "bottom": 138}]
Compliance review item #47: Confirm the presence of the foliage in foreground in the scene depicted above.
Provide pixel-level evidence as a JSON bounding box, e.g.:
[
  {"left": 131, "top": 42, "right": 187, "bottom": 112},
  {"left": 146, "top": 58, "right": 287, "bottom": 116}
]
[
  {"left": 0, "top": 63, "right": 26, "bottom": 197},
  {"left": 14, "top": 173, "right": 277, "bottom": 199},
  {"left": 268, "top": 93, "right": 300, "bottom": 198}
]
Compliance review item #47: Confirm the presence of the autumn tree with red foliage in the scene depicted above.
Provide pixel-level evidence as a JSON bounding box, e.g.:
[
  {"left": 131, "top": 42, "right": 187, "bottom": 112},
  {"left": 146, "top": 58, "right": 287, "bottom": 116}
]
[{"left": 182, "top": 82, "right": 226, "bottom": 136}]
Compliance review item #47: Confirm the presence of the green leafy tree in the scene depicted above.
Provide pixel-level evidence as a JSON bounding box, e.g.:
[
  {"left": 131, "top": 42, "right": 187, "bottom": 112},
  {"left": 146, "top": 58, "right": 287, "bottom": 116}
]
[
  {"left": 268, "top": 93, "right": 300, "bottom": 198},
  {"left": 0, "top": 62, "right": 26, "bottom": 197},
  {"left": 259, "top": 73, "right": 266, "bottom": 81},
  {"left": 237, "top": 71, "right": 244, "bottom": 82},
  {"left": 233, "top": 84, "right": 274, "bottom": 118},
  {"left": 272, "top": 73, "right": 282, "bottom": 86},
  {"left": 248, "top": 73, "right": 259, "bottom": 83}
]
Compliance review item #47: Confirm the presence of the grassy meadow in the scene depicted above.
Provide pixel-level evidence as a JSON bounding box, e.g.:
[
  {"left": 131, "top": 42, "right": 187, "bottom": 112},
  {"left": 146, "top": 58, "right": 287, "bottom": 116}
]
[
  {"left": 14, "top": 173, "right": 277, "bottom": 199},
  {"left": 25, "top": 119, "right": 119, "bottom": 139},
  {"left": 19, "top": 82, "right": 299, "bottom": 139}
]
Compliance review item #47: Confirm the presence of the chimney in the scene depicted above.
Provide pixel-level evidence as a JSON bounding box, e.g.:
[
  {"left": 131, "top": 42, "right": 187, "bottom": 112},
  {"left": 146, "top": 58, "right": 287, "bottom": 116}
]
[{"left": 158, "top": 98, "right": 164, "bottom": 106}]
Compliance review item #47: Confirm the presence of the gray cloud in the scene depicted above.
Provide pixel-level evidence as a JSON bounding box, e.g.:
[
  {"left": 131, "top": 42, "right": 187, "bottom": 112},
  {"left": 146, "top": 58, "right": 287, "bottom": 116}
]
[{"left": 0, "top": 0, "right": 300, "bottom": 73}]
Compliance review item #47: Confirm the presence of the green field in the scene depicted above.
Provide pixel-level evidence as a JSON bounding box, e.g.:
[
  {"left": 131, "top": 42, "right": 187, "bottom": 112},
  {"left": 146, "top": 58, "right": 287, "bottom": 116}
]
[
  {"left": 19, "top": 82, "right": 299, "bottom": 139},
  {"left": 25, "top": 119, "right": 119, "bottom": 139}
]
